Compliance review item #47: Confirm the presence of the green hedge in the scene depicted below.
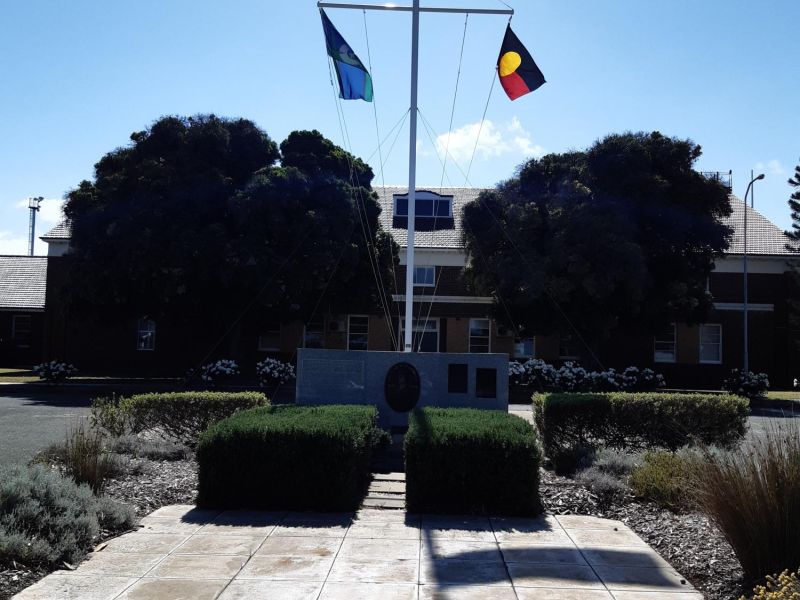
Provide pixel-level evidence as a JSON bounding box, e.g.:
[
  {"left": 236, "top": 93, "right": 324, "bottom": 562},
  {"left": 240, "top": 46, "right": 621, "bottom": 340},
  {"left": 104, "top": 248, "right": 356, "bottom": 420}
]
[
  {"left": 405, "top": 408, "right": 542, "bottom": 516},
  {"left": 197, "top": 405, "right": 384, "bottom": 511},
  {"left": 123, "top": 391, "right": 268, "bottom": 445},
  {"left": 533, "top": 392, "right": 748, "bottom": 458}
]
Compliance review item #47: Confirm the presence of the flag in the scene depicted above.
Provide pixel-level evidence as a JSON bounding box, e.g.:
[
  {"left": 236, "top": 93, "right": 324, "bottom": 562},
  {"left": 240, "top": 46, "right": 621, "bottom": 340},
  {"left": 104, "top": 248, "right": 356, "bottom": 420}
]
[
  {"left": 497, "top": 25, "right": 546, "bottom": 101},
  {"left": 320, "top": 9, "right": 373, "bottom": 102}
]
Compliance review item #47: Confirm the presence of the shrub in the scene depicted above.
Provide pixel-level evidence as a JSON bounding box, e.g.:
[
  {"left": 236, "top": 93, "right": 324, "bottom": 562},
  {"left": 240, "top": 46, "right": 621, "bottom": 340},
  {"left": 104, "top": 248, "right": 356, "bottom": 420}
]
[
  {"left": 32, "top": 360, "right": 77, "bottom": 384},
  {"left": 746, "top": 568, "right": 800, "bottom": 599},
  {"left": 405, "top": 408, "right": 542, "bottom": 516},
  {"left": 691, "top": 425, "right": 800, "bottom": 583},
  {"left": 630, "top": 450, "right": 698, "bottom": 510},
  {"left": 256, "top": 358, "right": 295, "bottom": 388},
  {"left": 0, "top": 464, "right": 134, "bottom": 567},
  {"left": 724, "top": 368, "right": 770, "bottom": 402},
  {"left": 575, "top": 448, "right": 639, "bottom": 504},
  {"left": 63, "top": 421, "right": 121, "bottom": 493},
  {"left": 197, "top": 405, "right": 385, "bottom": 511},
  {"left": 509, "top": 359, "right": 664, "bottom": 392},
  {"left": 109, "top": 435, "right": 189, "bottom": 461},
  {"left": 534, "top": 392, "right": 748, "bottom": 458},
  {"left": 90, "top": 394, "right": 130, "bottom": 437},
  {"left": 124, "top": 391, "right": 268, "bottom": 446},
  {"left": 199, "top": 359, "right": 239, "bottom": 384}
]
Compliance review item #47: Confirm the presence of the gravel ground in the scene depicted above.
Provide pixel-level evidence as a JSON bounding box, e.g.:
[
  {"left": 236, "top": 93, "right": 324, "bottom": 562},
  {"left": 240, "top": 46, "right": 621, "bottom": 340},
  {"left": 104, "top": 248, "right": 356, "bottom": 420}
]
[{"left": 540, "top": 469, "right": 745, "bottom": 600}]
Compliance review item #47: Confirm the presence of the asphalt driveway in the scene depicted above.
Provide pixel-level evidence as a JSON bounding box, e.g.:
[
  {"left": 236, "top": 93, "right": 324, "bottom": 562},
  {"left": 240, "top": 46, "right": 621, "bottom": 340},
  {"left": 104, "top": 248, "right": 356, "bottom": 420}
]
[{"left": 0, "top": 387, "right": 92, "bottom": 467}]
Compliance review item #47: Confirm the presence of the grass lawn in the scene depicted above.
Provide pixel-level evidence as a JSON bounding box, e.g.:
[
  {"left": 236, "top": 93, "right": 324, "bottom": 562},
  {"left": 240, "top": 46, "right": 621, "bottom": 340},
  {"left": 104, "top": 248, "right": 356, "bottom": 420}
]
[
  {"left": 0, "top": 368, "right": 39, "bottom": 383},
  {"left": 766, "top": 391, "right": 800, "bottom": 401}
]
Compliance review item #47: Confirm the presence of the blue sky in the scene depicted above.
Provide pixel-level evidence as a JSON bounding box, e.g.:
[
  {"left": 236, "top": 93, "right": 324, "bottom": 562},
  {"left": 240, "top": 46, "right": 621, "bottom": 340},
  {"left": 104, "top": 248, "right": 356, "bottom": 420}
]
[{"left": 1, "top": 0, "right": 797, "bottom": 255}]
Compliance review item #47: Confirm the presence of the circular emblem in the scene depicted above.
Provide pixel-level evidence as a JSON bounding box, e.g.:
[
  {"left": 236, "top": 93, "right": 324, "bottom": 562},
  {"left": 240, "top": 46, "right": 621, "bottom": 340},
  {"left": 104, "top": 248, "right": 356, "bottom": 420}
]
[{"left": 384, "top": 362, "right": 421, "bottom": 413}]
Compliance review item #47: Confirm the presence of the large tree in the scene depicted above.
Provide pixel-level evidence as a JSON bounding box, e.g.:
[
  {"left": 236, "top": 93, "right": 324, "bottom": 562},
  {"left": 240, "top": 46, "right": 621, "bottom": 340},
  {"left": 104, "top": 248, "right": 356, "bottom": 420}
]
[
  {"left": 462, "top": 131, "right": 732, "bottom": 342},
  {"left": 64, "top": 115, "right": 396, "bottom": 328}
]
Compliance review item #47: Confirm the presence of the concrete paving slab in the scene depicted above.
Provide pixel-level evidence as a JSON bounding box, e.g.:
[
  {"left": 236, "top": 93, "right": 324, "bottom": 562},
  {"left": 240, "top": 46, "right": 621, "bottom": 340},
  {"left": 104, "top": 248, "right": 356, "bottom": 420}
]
[
  {"left": 566, "top": 528, "right": 650, "bottom": 548},
  {"left": 421, "top": 540, "right": 502, "bottom": 562},
  {"left": 196, "top": 522, "right": 276, "bottom": 536},
  {"left": 372, "top": 472, "right": 406, "bottom": 481},
  {"left": 499, "top": 542, "right": 587, "bottom": 565},
  {"left": 217, "top": 580, "right": 323, "bottom": 600},
  {"left": 516, "top": 589, "right": 614, "bottom": 600},
  {"left": 256, "top": 536, "right": 343, "bottom": 558},
  {"left": 327, "top": 557, "right": 419, "bottom": 584},
  {"left": 494, "top": 527, "right": 573, "bottom": 544},
  {"left": 116, "top": 578, "right": 228, "bottom": 600},
  {"left": 68, "top": 551, "right": 164, "bottom": 577},
  {"left": 146, "top": 554, "right": 246, "bottom": 579},
  {"left": 491, "top": 515, "right": 560, "bottom": 532},
  {"left": 137, "top": 517, "right": 204, "bottom": 535},
  {"left": 421, "top": 515, "right": 492, "bottom": 530},
  {"left": 339, "top": 537, "right": 420, "bottom": 560},
  {"left": 272, "top": 524, "right": 350, "bottom": 537},
  {"left": 98, "top": 533, "right": 190, "bottom": 554},
  {"left": 420, "top": 558, "right": 510, "bottom": 586},
  {"left": 355, "top": 508, "right": 418, "bottom": 524},
  {"left": 580, "top": 546, "right": 673, "bottom": 569},
  {"left": 174, "top": 534, "right": 265, "bottom": 556},
  {"left": 147, "top": 505, "right": 221, "bottom": 522},
  {"left": 507, "top": 562, "right": 605, "bottom": 589},
  {"left": 347, "top": 521, "right": 421, "bottom": 540},
  {"left": 369, "top": 480, "right": 406, "bottom": 493},
  {"left": 283, "top": 512, "right": 354, "bottom": 525},
  {"left": 236, "top": 555, "right": 334, "bottom": 580},
  {"left": 610, "top": 592, "right": 703, "bottom": 600},
  {"left": 319, "top": 582, "right": 418, "bottom": 600},
  {"left": 361, "top": 498, "right": 406, "bottom": 509},
  {"left": 555, "top": 515, "right": 631, "bottom": 531},
  {"left": 594, "top": 565, "right": 691, "bottom": 593},
  {"left": 12, "top": 574, "right": 137, "bottom": 600},
  {"left": 419, "top": 585, "right": 517, "bottom": 600}
]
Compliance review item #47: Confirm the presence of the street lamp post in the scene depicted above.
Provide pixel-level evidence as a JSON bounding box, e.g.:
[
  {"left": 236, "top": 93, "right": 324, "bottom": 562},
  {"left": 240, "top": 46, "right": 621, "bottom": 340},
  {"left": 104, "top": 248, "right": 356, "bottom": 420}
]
[
  {"left": 742, "top": 173, "right": 764, "bottom": 373},
  {"left": 27, "top": 196, "right": 43, "bottom": 256}
]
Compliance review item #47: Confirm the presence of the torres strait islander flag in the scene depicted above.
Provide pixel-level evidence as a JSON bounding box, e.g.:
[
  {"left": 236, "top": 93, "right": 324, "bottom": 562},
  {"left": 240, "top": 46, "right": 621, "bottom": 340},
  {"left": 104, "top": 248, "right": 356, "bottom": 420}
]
[
  {"left": 497, "top": 24, "right": 546, "bottom": 100},
  {"left": 320, "top": 9, "right": 374, "bottom": 102}
]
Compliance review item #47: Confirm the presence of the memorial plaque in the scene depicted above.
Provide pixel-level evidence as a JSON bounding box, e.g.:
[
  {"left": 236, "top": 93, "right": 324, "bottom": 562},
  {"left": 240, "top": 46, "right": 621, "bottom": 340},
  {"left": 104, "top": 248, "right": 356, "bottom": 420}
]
[
  {"left": 384, "top": 362, "right": 421, "bottom": 412},
  {"left": 476, "top": 367, "right": 497, "bottom": 399},
  {"left": 448, "top": 363, "right": 468, "bottom": 393}
]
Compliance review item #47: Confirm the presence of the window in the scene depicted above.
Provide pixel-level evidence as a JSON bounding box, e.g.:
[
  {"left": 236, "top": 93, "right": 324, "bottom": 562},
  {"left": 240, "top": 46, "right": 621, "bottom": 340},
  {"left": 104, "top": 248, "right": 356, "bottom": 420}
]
[
  {"left": 394, "top": 196, "right": 452, "bottom": 218},
  {"left": 348, "top": 315, "right": 369, "bottom": 351},
  {"left": 654, "top": 323, "right": 676, "bottom": 363},
  {"left": 514, "top": 337, "right": 535, "bottom": 358},
  {"left": 399, "top": 318, "right": 439, "bottom": 352},
  {"left": 11, "top": 315, "right": 32, "bottom": 348},
  {"left": 413, "top": 266, "right": 435, "bottom": 286},
  {"left": 699, "top": 324, "right": 722, "bottom": 364},
  {"left": 258, "top": 323, "right": 281, "bottom": 351},
  {"left": 469, "top": 318, "right": 491, "bottom": 353},
  {"left": 136, "top": 318, "right": 156, "bottom": 351},
  {"left": 303, "top": 316, "right": 325, "bottom": 348},
  {"left": 558, "top": 333, "right": 580, "bottom": 360}
]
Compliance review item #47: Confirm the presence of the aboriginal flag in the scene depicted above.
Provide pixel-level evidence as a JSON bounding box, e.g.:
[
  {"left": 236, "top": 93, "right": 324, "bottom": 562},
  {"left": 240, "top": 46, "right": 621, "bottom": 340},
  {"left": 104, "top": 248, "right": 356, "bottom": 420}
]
[
  {"left": 497, "top": 25, "right": 545, "bottom": 101},
  {"left": 321, "top": 9, "right": 373, "bottom": 102}
]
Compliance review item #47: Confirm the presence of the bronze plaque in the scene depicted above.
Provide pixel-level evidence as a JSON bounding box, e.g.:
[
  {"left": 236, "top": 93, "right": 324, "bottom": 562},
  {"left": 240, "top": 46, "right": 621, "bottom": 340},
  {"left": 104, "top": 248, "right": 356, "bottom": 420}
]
[{"left": 384, "top": 362, "right": 421, "bottom": 412}]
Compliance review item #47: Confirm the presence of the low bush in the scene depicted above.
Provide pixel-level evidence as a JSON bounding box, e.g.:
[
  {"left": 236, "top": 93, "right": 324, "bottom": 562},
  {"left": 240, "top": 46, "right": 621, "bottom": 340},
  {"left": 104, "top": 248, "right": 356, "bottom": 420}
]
[
  {"left": 746, "top": 568, "right": 800, "bottom": 599},
  {"left": 256, "top": 358, "right": 295, "bottom": 388},
  {"left": 0, "top": 464, "right": 134, "bottom": 567},
  {"left": 724, "top": 368, "right": 770, "bottom": 402},
  {"left": 534, "top": 392, "right": 748, "bottom": 461},
  {"left": 509, "top": 359, "right": 664, "bottom": 392},
  {"left": 575, "top": 448, "right": 639, "bottom": 503},
  {"left": 63, "top": 421, "right": 122, "bottom": 493},
  {"left": 691, "top": 425, "right": 800, "bottom": 584},
  {"left": 90, "top": 394, "right": 130, "bottom": 437},
  {"left": 32, "top": 360, "right": 77, "bottom": 384},
  {"left": 405, "top": 408, "right": 542, "bottom": 516},
  {"left": 630, "top": 450, "right": 698, "bottom": 510},
  {"left": 197, "top": 405, "right": 385, "bottom": 511},
  {"left": 199, "top": 359, "right": 239, "bottom": 384},
  {"left": 124, "top": 391, "right": 268, "bottom": 446},
  {"left": 109, "top": 435, "right": 190, "bottom": 461}
]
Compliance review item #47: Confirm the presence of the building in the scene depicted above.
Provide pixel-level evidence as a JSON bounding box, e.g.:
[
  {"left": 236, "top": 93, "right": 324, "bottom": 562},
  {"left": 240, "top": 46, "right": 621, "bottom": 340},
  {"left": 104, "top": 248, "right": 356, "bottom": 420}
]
[
  {"left": 0, "top": 256, "right": 48, "bottom": 366},
  {"left": 23, "top": 187, "right": 800, "bottom": 388}
]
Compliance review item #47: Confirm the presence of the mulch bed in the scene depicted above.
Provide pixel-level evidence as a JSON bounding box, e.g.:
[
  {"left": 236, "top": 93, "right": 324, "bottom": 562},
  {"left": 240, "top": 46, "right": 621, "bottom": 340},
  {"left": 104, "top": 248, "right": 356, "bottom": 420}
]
[{"left": 540, "top": 469, "right": 745, "bottom": 600}]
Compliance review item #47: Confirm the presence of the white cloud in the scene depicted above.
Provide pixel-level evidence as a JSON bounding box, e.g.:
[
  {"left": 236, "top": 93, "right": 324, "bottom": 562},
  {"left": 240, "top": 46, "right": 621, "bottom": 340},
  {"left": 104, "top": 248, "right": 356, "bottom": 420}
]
[
  {"left": 0, "top": 231, "right": 30, "bottom": 255},
  {"left": 14, "top": 197, "right": 65, "bottom": 225},
  {"left": 435, "top": 117, "right": 544, "bottom": 164},
  {"left": 755, "top": 160, "right": 786, "bottom": 176}
]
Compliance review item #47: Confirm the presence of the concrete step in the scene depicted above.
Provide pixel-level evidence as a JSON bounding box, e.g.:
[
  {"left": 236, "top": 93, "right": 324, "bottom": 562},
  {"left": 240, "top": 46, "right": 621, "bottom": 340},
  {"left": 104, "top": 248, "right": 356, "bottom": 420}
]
[
  {"left": 368, "top": 481, "right": 406, "bottom": 494},
  {"left": 372, "top": 472, "right": 405, "bottom": 482},
  {"left": 362, "top": 497, "right": 405, "bottom": 509}
]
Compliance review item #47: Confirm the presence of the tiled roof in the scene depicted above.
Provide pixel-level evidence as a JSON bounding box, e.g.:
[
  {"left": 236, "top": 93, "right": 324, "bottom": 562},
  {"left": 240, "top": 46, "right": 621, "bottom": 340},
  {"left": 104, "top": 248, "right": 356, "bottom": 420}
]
[
  {"left": 0, "top": 256, "right": 47, "bottom": 310},
  {"left": 723, "top": 195, "right": 797, "bottom": 256},
  {"left": 40, "top": 219, "right": 72, "bottom": 240}
]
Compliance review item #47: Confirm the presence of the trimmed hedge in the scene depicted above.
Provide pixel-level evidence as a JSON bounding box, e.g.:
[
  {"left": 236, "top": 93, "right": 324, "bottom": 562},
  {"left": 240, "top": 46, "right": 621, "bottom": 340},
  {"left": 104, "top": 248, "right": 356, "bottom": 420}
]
[
  {"left": 123, "top": 391, "right": 268, "bottom": 445},
  {"left": 405, "top": 408, "right": 542, "bottom": 516},
  {"left": 533, "top": 392, "right": 748, "bottom": 458},
  {"left": 196, "top": 405, "right": 384, "bottom": 511}
]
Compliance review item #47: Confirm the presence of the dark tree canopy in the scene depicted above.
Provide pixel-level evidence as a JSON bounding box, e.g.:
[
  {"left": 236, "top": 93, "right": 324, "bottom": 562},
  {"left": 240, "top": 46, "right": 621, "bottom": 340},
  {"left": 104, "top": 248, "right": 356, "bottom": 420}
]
[
  {"left": 787, "top": 161, "right": 800, "bottom": 245},
  {"left": 64, "top": 115, "right": 397, "bottom": 328},
  {"left": 462, "top": 131, "right": 732, "bottom": 341}
]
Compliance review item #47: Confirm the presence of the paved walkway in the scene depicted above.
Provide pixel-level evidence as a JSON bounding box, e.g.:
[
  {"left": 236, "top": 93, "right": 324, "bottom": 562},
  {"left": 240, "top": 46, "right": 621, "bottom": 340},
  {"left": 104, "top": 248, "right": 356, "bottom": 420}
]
[{"left": 15, "top": 505, "right": 700, "bottom": 600}]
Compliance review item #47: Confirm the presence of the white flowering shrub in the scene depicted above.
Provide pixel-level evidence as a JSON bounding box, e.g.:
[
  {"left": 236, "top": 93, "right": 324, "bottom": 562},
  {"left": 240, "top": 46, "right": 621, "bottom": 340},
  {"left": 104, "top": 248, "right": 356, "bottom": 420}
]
[
  {"left": 200, "top": 359, "right": 239, "bottom": 384},
  {"left": 33, "top": 360, "right": 78, "bottom": 384},
  {"left": 256, "top": 358, "right": 295, "bottom": 387},
  {"left": 723, "top": 368, "right": 769, "bottom": 401},
  {"left": 509, "top": 359, "right": 664, "bottom": 393}
]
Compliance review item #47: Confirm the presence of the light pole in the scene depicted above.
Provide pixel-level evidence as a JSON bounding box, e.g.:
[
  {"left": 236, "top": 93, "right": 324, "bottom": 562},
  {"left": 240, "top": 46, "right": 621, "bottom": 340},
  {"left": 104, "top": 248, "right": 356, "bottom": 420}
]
[
  {"left": 27, "top": 197, "right": 43, "bottom": 256},
  {"left": 742, "top": 173, "right": 764, "bottom": 373}
]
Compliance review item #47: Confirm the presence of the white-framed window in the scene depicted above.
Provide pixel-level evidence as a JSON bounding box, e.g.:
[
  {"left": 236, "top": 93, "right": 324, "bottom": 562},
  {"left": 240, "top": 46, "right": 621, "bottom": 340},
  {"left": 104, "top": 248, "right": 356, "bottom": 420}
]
[
  {"left": 469, "top": 318, "right": 491, "bottom": 353},
  {"left": 258, "top": 323, "right": 281, "bottom": 351},
  {"left": 348, "top": 315, "right": 369, "bottom": 351},
  {"left": 399, "top": 318, "right": 439, "bottom": 352},
  {"left": 413, "top": 266, "right": 435, "bottom": 286},
  {"left": 699, "top": 324, "right": 722, "bottom": 364},
  {"left": 11, "top": 315, "right": 32, "bottom": 348},
  {"left": 654, "top": 323, "right": 676, "bottom": 363},
  {"left": 136, "top": 318, "right": 156, "bottom": 351},
  {"left": 393, "top": 196, "right": 452, "bottom": 218},
  {"left": 514, "top": 337, "right": 535, "bottom": 358},
  {"left": 303, "top": 316, "right": 325, "bottom": 348},
  {"left": 558, "top": 333, "right": 580, "bottom": 360}
]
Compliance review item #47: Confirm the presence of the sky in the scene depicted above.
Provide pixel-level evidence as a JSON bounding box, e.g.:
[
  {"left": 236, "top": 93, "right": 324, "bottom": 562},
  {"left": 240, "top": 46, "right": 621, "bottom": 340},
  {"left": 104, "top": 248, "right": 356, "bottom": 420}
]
[{"left": 0, "top": 0, "right": 798, "bottom": 255}]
